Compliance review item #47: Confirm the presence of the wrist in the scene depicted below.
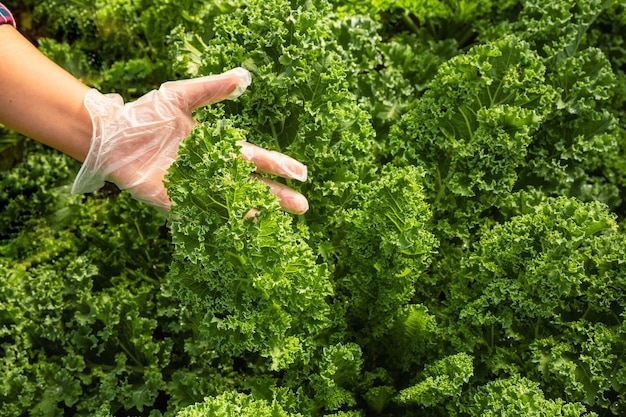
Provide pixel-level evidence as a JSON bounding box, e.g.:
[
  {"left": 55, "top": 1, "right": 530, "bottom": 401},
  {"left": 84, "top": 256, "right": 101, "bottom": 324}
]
[
  {"left": 55, "top": 87, "right": 94, "bottom": 162},
  {"left": 72, "top": 89, "right": 125, "bottom": 194}
]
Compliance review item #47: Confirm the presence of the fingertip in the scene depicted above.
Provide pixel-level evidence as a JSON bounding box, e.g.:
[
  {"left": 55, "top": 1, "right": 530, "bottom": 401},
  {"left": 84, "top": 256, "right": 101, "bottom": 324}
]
[
  {"left": 164, "top": 67, "right": 252, "bottom": 110},
  {"left": 269, "top": 193, "right": 310, "bottom": 215},
  {"left": 244, "top": 208, "right": 260, "bottom": 220},
  {"left": 224, "top": 67, "right": 251, "bottom": 99},
  {"left": 294, "top": 194, "right": 309, "bottom": 214},
  {"left": 294, "top": 164, "right": 307, "bottom": 182}
]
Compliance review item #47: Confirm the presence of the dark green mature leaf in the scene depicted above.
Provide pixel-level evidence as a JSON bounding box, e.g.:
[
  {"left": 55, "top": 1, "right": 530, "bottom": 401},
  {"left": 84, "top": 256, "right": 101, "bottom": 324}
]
[
  {"left": 448, "top": 196, "right": 626, "bottom": 409},
  {"left": 389, "top": 35, "right": 552, "bottom": 240},
  {"left": 332, "top": 165, "right": 438, "bottom": 339},
  {"left": 513, "top": 0, "right": 614, "bottom": 61}
]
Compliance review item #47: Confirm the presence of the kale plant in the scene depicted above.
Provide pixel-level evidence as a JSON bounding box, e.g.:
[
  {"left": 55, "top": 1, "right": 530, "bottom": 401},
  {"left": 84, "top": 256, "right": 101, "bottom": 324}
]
[{"left": 2, "top": 0, "right": 626, "bottom": 416}]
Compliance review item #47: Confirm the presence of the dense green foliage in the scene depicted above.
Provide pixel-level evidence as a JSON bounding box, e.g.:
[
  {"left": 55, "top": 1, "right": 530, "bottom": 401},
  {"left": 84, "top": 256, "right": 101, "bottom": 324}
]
[{"left": 2, "top": 0, "right": 626, "bottom": 415}]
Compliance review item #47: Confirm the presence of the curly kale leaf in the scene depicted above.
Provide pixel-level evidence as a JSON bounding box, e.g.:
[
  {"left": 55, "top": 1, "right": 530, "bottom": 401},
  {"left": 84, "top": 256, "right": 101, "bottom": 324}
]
[
  {"left": 457, "top": 196, "right": 619, "bottom": 327},
  {"left": 0, "top": 145, "right": 79, "bottom": 237},
  {"left": 394, "top": 352, "right": 474, "bottom": 408},
  {"left": 390, "top": 24, "right": 621, "bottom": 242},
  {"left": 450, "top": 196, "right": 626, "bottom": 409},
  {"left": 329, "top": 13, "right": 460, "bottom": 136},
  {"left": 309, "top": 343, "right": 364, "bottom": 411},
  {"left": 389, "top": 35, "right": 552, "bottom": 238},
  {"left": 330, "top": 0, "right": 521, "bottom": 48},
  {"left": 522, "top": 47, "right": 620, "bottom": 208},
  {"left": 166, "top": 121, "right": 333, "bottom": 371},
  {"left": 332, "top": 165, "right": 438, "bottom": 339},
  {"left": 169, "top": 0, "right": 378, "bottom": 227},
  {"left": 0, "top": 170, "right": 175, "bottom": 416},
  {"left": 175, "top": 391, "right": 298, "bottom": 417},
  {"left": 529, "top": 320, "right": 626, "bottom": 410},
  {"left": 513, "top": 0, "right": 613, "bottom": 61},
  {"left": 32, "top": 0, "right": 191, "bottom": 96},
  {"left": 508, "top": 1, "right": 623, "bottom": 209},
  {"left": 463, "top": 375, "right": 592, "bottom": 416}
]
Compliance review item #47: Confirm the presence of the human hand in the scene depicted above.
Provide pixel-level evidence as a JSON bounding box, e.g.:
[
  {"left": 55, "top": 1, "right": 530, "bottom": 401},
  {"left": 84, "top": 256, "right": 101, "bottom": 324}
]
[{"left": 71, "top": 68, "right": 309, "bottom": 215}]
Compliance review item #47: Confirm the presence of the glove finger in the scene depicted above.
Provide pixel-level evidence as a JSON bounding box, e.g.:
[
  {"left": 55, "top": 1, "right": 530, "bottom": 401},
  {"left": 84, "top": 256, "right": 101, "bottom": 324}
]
[
  {"left": 161, "top": 67, "right": 252, "bottom": 111},
  {"left": 251, "top": 174, "right": 309, "bottom": 214},
  {"left": 243, "top": 208, "right": 260, "bottom": 220},
  {"left": 238, "top": 141, "right": 307, "bottom": 182}
]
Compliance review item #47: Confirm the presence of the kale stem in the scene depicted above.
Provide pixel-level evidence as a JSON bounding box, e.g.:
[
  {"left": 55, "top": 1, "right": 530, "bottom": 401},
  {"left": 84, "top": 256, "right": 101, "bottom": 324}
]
[
  {"left": 86, "top": 361, "right": 145, "bottom": 374},
  {"left": 269, "top": 120, "right": 283, "bottom": 153},
  {"left": 402, "top": 12, "right": 422, "bottom": 36},
  {"left": 120, "top": 341, "right": 145, "bottom": 372},
  {"left": 433, "top": 160, "right": 448, "bottom": 207}
]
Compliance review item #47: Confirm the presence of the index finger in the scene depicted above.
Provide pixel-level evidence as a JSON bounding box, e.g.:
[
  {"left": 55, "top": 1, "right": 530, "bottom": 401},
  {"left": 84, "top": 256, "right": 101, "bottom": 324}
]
[{"left": 237, "top": 141, "right": 308, "bottom": 182}]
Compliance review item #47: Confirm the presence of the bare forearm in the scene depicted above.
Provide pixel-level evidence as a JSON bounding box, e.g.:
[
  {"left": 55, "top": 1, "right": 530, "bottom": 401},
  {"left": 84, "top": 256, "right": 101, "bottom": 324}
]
[{"left": 0, "top": 25, "right": 92, "bottom": 161}]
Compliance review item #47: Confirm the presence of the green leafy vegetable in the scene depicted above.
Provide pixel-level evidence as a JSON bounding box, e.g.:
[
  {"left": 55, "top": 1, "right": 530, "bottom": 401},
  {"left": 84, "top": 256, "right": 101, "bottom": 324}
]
[
  {"left": 167, "top": 122, "right": 333, "bottom": 371},
  {"left": 2, "top": 0, "right": 626, "bottom": 415}
]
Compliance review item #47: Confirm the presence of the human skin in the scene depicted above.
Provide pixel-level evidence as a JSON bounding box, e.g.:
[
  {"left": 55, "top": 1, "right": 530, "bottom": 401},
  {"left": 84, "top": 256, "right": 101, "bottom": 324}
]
[
  {"left": 0, "top": 24, "right": 93, "bottom": 161},
  {"left": 0, "top": 25, "right": 308, "bottom": 214}
]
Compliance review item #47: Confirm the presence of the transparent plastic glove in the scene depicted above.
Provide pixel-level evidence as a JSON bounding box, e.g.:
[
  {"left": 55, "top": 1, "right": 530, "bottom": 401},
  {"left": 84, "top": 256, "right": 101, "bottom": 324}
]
[{"left": 71, "top": 67, "right": 309, "bottom": 215}]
